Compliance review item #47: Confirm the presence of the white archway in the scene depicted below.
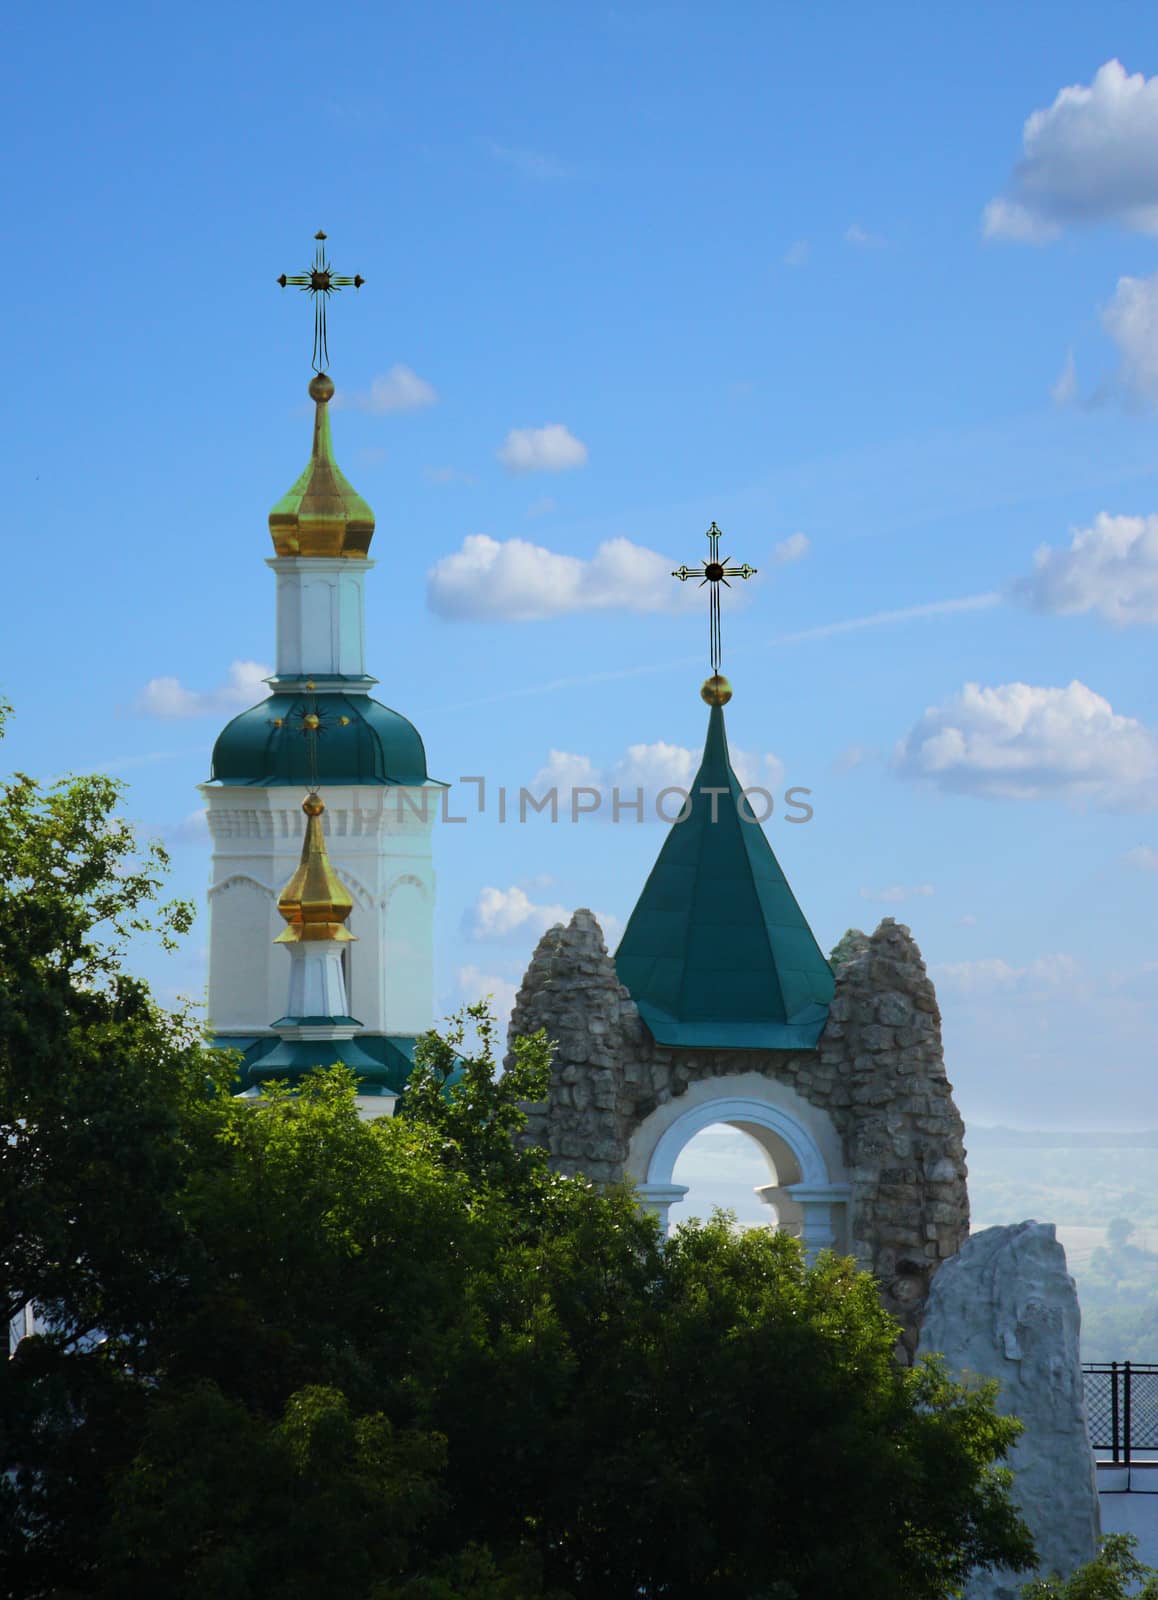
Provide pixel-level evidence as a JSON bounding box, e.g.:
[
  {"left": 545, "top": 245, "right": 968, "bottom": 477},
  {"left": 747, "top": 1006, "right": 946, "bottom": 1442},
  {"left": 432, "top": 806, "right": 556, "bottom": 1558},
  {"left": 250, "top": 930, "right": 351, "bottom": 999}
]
[{"left": 628, "top": 1077, "right": 850, "bottom": 1260}]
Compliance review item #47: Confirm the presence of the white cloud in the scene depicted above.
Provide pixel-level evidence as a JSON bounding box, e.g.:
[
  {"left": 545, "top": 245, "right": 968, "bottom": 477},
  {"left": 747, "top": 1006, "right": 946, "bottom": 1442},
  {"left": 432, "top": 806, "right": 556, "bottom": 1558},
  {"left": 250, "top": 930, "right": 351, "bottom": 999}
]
[
  {"left": 1102, "top": 272, "right": 1158, "bottom": 402},
  {"left": 783, "top": 239, "right": 810, "bottom": 268},
  {"left": 138, "top": 660, "right": 271, "bottom": 720},
  {"left": 957, "top": 914, "right": 978, "bottom": 927},
  {"left": 337, "top": 364, "right": 438, "bottom": 413},
  {"left": 1051, "top": 349, "right": 1078, "bottom": 407},
  {"left": 984, "top": 60, "right": 1158, "bottom": 241},
  {"left": 528, "top": 739, "right": 785, "bottom": 823},
  {"left": 772, "top": 531, "right": 810, "bottom": 565},
  {"left": 1015, "top": 511, "right": 1158, "bottom": 625},
  {"left": 858, "top": 884, "right": 934, "bottom": 904},
  {"left": 465, "top": 888, "right": 623, "bottom": 956},
  {"left": 845, "top": 222, "right": 885, "bottom": 248},
  {"left": 426, "top": 533, "right": 704, "bottom": 621},
  {"left": 934, "top": 954, "right": 1081, "bottom": 995},
  {"left": 163, "top": 808, "right": 209, "bottom": 844},
  {"left": 894, "top": 680, "right": 1158, "bottom": 808},
  {"left": 1123, "top": 845, "right": 1158, "bottom": 870},
  {"left": 497, "top": 424, "right": 588, "bottom": 473},
  {"left": 455, "top": 965, "right": 520, "bottom": 1028},
  {"left": 468, "top": 885, "right": 570, "bottom": 941}
]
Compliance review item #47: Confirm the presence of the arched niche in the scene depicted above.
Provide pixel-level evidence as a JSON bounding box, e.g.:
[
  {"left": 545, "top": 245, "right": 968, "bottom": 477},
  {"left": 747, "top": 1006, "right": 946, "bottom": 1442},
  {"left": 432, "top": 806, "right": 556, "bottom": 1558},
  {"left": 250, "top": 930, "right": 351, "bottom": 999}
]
[{"left": 626, "top": 1073, "right": 850, "bottom": 1260}]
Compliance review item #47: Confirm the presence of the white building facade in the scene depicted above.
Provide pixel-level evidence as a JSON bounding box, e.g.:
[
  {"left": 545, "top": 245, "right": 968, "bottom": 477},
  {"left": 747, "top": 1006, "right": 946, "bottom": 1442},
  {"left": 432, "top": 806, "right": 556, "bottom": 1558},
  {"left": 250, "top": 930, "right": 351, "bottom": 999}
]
[{"left": 200, "top": 369, "right": 439, "bottom": 1093}]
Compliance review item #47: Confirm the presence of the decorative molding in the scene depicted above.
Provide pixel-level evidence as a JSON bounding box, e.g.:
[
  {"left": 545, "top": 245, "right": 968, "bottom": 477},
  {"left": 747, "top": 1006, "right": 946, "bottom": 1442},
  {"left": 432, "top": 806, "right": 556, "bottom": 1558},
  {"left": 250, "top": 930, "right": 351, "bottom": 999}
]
[{"left": 208, "top": 873, "right": 276, "bottom": 901}]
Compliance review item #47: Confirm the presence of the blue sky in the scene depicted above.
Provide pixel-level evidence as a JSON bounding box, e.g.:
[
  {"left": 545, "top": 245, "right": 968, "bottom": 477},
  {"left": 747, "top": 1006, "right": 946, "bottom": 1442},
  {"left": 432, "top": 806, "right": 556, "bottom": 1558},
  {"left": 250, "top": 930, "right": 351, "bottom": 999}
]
[{"left": 4, "top": 3, "right": 1157, "bottom": 1136}]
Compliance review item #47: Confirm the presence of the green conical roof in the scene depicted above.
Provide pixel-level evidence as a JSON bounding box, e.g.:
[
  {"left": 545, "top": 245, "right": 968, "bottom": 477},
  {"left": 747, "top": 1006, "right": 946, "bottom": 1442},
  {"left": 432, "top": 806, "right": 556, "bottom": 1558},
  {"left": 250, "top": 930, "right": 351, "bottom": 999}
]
[{"left": 614, "top": 702, "right": 834, "bottom": 1050}]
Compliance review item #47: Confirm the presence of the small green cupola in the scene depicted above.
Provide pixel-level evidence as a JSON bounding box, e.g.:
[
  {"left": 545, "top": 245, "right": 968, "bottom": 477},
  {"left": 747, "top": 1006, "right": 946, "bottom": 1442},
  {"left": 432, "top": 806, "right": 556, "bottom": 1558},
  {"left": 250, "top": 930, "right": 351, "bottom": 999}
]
[{"left": 614, "top": 674, "right": 834, "bottom": 1050}]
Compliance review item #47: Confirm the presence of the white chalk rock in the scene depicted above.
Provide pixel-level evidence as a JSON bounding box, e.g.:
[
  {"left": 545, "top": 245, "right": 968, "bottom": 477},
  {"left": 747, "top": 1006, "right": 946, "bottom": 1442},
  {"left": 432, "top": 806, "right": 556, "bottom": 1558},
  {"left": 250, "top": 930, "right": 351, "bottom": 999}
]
[{"left": 918, "top": 1221, "right": 1100, "bottom": 1599}]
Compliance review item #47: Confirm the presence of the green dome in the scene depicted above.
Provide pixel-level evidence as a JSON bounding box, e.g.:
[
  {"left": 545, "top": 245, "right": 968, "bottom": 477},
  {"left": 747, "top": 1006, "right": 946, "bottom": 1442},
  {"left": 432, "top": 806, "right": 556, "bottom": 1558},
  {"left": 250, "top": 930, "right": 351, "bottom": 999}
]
[{"left": 210, "top": 692, "right": 430, "bottom": 787}]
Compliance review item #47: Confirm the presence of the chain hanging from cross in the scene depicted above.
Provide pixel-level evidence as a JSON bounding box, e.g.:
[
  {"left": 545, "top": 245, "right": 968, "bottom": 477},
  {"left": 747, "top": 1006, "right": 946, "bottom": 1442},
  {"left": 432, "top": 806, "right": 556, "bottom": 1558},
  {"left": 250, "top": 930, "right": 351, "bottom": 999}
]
[
  {"left": 278, "top": 230, "right": 365, "bottom": 374},
  {"left": 672, "top": 522, "right": 757, "bottom": 674}
]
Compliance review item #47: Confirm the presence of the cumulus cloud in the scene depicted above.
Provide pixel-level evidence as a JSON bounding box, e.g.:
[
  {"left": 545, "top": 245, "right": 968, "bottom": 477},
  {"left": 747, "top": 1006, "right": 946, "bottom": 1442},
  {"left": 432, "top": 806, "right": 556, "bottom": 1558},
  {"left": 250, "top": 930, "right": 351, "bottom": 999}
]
[
  {"left": 527, "top": 739, "right": 786, "bottom": 823},
  {"left": 497, "top": 424, "right": 588, "bottom": 473},
  {"left": 426, "top": 534, "right": 704, "bottom": 621},
  {"left": 337, "top": 364, "right": 438, "bottom": 413},
  {"left": 894, "top": 679, "right": 1158, "bottom": 808},
  {"left": 984, "top": 60, "right": 1158, "bottom": 241},
  {"left": 858, "top": 884, "right": 934, "bottom": 904},
  {"left": 1014, "top": 511, "right": 1158, "bottom": 625},
  {"left": 467, "top": 884, "right": 570, "bottom": 940},
  {"left": 138, "top": 660, "right": 271, "bottom": 719},
  {"left": 934, "top": 954, "right": 1082, "bottom": 995},
  {"left": 1102, "top": 272, "right": 1158, "bottom": 401},
  {"left": 466, "top": 887, "right": 623, "bottom": 952},
  {"left": 1123, "top": 844, "right": 1158, "bottom": 870},
  {"left": 772, "top": 531, "right": 810, "bottom": 565}
]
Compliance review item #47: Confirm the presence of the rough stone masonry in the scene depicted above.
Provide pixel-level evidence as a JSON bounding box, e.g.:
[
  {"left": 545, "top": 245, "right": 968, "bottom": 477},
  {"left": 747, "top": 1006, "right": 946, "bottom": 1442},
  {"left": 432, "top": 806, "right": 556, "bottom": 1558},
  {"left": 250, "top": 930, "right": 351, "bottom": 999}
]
[{"left": 508, "top": 909, "right": 970, "bottom": 1360}]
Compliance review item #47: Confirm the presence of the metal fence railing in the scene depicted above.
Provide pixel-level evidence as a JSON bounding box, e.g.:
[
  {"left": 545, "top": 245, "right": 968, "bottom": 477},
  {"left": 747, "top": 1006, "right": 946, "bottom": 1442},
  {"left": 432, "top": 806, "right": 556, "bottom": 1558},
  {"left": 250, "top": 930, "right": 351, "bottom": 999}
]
[{"left": 1083, "top": 1363, "right": 1158, "bottom": 1466}]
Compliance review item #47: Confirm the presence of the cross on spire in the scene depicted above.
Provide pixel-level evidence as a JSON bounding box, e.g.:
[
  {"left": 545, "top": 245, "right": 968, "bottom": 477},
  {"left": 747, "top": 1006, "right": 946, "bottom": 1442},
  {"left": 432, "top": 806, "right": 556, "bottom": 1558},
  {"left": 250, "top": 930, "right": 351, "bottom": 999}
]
[
  {"left": 672, "top": 522, "right": 757, "bottom": 675},
  {"left": 277, "top": 230, "right": 365, "bottom": 374}
]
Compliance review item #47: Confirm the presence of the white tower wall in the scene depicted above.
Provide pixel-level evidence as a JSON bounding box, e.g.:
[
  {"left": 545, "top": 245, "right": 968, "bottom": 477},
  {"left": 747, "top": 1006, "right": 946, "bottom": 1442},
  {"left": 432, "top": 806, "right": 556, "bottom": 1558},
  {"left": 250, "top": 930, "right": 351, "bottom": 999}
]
[
  {"left": 202, "top": 781, "right": 437, "bottom": 1039},
  {"left": 270, "top": 556, "right": 370, "bottom": 680}
]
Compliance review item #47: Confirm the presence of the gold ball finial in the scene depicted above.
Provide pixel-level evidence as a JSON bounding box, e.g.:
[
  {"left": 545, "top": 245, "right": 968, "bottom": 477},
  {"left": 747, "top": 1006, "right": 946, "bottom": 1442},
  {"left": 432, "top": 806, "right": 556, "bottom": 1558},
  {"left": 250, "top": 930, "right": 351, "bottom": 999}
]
[
  {"left": 701, "top": 673, "right": 733, "bottom": 706},
  {"left": 308, "top": 372, "right": 334, "bottom": 403},
  {"left": 302, "top": 793, "right": 325, "bottom": 817}
]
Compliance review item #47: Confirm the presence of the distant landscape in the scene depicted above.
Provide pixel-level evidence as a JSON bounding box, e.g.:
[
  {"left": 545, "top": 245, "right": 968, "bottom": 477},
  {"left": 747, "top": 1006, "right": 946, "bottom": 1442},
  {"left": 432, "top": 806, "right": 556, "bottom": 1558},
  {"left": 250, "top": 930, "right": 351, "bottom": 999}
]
[
  {"left": 671, "top": 1124, "right": 1158, "bottom": 1363},
  {"left": 966, "top": 1127, "right": 1158, "bottom": 1362}
]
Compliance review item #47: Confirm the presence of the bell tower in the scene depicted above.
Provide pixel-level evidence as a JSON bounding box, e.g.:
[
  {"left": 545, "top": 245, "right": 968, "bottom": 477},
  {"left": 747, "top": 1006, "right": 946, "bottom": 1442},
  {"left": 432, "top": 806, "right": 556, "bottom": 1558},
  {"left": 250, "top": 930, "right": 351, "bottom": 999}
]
[{"left": 200, "top": 233, "right": 441, "bottom": 1093}]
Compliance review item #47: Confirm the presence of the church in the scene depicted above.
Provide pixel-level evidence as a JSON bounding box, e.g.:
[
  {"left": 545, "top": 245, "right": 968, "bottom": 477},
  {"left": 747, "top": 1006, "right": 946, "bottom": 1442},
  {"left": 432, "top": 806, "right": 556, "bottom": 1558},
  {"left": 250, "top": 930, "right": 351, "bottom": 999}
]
[
  {"left": 199, "top": 236, "right": 972, "bottom": 1367},
  {"left": 192, "top": 251, "right": 1129, "bottom": 1582}
]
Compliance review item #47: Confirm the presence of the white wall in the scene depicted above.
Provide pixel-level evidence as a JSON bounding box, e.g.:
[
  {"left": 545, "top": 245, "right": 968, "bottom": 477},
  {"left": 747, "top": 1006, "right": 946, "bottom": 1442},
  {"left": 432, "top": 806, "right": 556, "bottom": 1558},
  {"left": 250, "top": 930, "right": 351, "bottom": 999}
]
[{"left": 202, "top": 783, "right": 437, "bottom": 1037}]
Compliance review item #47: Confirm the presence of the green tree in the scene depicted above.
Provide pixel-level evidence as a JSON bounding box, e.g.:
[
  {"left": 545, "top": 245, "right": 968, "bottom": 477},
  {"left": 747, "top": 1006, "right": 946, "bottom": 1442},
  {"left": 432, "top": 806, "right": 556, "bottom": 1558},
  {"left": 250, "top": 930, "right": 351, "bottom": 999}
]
[
  {"left": 1021, "top": 1534, "right": 1158, "bottom": 1599},
  {"left": 1, "top": 710, "right": 1038, "bottom": 1599}
]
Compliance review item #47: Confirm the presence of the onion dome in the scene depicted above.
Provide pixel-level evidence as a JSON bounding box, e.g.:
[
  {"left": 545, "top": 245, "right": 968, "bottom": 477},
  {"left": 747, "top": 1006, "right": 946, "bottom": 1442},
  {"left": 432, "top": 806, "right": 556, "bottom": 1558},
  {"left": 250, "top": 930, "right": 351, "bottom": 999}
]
[
  {"left": 211, "top": 692, "right": 429, "bottom": 787},
  {"left": 274, "top": 794, "right": 354, "bottom": 944},
  {"left": 268, "top": 373, "right": 375, "bottom": 558}
]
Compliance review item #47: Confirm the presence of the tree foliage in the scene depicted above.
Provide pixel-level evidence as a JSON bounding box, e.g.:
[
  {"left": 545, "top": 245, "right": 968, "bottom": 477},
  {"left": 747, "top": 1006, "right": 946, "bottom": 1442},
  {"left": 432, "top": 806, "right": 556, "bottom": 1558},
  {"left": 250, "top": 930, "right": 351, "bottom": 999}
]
[
  {"left": 1020, "top": 1535, "right": 1158, "bottom": 1600},
  {"left": 1, "top": 710, "right": 1039, "bottom": 1598}
]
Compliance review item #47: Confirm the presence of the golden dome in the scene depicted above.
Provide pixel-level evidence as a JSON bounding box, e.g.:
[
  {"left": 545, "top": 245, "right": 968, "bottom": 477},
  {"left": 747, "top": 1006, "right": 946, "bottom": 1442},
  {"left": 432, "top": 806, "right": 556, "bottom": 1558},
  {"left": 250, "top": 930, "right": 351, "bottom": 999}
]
[
  {"left": 274, "top": 794, "right": 355, "bottom": 943},
  {"left": 701, "top": 673, "right": 733, "bottom": 706},
  {"left": 268, "top": 375, "right": 375, "bottom": 558}
]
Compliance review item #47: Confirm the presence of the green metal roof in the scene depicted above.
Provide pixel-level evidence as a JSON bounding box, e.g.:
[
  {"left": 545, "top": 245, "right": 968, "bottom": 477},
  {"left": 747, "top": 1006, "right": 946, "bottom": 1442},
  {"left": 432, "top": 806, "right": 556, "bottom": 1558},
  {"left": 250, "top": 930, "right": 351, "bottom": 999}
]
[
  {"left": 218, "top": 1031, "right": 419, "bottom": 1096},
  {"left": 210, "top": 691, "right": 431, "bottom": 787},
  {"left": 614, "top": 702, "right": 834, "bottom": 1050}
]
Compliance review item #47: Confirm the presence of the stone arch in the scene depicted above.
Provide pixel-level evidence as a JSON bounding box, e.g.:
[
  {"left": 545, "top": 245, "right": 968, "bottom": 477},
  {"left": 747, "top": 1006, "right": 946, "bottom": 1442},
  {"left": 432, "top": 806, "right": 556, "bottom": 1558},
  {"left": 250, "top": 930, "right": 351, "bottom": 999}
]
[
  {"left": 626, "top": 1078, "right": 850, "bottom": 1257},
  {"left": 510, "top": 909, "right": 970, "bottom": 1360}
]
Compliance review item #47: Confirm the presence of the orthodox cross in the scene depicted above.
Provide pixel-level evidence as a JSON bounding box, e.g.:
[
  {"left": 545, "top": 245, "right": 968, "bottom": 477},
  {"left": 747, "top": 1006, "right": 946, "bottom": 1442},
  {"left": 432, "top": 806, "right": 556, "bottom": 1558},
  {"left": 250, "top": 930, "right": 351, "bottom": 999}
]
[
  {"left": 672, "top": 522, "right": 757, "bottom": 674},
  {"left": 277, "top": 230, "right": 365, "bottom": 374},
  {"left": 269, "top": 679, "right": 351, "bottom": 789}
]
